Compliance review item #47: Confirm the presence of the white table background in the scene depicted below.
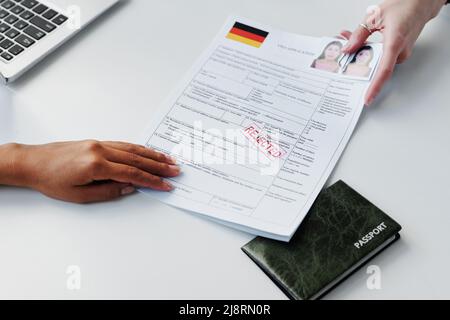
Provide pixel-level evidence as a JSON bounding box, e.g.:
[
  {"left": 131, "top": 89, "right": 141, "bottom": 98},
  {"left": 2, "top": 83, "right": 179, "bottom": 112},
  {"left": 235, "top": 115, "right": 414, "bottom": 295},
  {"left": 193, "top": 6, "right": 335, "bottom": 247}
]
[{"left": 0, "top": 0, "right": 449, "bottom": 299}]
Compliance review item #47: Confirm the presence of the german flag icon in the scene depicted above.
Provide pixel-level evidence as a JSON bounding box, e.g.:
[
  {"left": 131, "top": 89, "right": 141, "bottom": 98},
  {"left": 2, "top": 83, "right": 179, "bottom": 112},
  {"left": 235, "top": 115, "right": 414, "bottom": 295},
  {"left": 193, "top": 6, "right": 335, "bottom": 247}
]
[{"left": 226, "top": 22, "right": 269, "bottom": 48}]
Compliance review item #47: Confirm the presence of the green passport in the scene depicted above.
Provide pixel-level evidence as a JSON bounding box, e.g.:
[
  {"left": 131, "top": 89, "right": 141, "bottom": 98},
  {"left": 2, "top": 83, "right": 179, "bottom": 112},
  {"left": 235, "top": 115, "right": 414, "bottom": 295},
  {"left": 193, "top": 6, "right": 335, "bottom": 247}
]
[{"left": 242, "top": 180, "right": 402, "bottom": 300}]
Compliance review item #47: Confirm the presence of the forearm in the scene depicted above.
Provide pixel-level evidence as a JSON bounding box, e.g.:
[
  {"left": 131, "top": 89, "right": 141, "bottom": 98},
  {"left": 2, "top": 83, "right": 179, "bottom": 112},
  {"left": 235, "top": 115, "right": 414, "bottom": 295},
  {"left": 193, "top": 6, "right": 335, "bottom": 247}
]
[{"left": 0, "top": 143, "right": 28, "bottom": 187}]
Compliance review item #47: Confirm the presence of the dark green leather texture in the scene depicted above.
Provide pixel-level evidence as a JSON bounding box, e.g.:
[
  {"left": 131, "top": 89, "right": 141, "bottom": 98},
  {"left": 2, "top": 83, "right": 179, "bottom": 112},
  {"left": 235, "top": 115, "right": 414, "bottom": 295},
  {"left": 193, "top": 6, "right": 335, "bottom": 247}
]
[{"left": 242, "top": 180, "right": 401, "bottom": 300}]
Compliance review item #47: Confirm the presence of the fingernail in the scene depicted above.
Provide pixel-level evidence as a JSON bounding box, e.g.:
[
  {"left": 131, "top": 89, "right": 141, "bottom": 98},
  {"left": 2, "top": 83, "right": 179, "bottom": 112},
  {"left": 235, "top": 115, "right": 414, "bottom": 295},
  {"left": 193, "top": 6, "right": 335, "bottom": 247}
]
[
  {"left": 169, "top": 165, "right": 181, "bottom": 174},
  {"left": 166, "top": 155, "right": 177, "bottom": 165},
  {"left": 163, "top": 182, "right": 174, "bottom": 191},
  {"left": 121, "top": 186, "right": 136, "bottom": 195},
  {"left": 365, "top": 97, "right": 374, "bottom": 106}
]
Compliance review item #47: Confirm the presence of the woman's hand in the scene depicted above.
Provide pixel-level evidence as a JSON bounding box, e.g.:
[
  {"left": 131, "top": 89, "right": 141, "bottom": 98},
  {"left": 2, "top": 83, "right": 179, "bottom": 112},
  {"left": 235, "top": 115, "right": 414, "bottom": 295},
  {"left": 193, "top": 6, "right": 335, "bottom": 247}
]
[
  {"left": 341, "top": 0, "right": 446, "bottom": 105},
  {"left": 0, "top": 141, "right": 180, "bottom": 203}
]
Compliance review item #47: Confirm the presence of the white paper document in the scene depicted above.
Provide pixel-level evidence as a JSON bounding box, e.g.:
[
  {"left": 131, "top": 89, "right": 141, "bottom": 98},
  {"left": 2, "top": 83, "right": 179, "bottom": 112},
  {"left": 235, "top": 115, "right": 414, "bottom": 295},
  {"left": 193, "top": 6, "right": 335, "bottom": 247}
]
[{"left": 140, "top": 16, "right": 382, "bottom": 241}]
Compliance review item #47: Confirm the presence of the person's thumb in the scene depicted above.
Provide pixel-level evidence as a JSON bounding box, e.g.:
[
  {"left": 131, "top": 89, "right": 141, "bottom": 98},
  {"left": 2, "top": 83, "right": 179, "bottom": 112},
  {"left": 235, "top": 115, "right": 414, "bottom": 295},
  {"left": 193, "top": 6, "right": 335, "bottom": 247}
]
[
  {"left": 342, "top": 25, "right": 370, "bottom": 53},
  {"left": 339, "top": 30, "right": 352, "bottom": 40},
  {"left": 74, "top": 182, "right": 135, "bottom": 203}
]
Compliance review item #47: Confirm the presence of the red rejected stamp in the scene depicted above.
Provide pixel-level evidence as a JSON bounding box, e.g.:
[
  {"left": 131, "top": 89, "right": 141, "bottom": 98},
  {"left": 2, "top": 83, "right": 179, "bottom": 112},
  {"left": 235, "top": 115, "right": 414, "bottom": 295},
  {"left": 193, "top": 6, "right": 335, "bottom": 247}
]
[{"left": 243, "top": 124, "right": 286, "bottom": 159}]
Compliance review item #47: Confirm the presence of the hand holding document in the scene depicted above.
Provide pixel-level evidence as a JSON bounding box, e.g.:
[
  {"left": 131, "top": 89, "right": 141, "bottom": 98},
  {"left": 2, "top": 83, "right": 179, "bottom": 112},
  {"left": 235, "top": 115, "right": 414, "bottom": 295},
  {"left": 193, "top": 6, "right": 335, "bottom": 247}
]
[{"left": 139, "top": 16, "right": 382, "bottom": 241}]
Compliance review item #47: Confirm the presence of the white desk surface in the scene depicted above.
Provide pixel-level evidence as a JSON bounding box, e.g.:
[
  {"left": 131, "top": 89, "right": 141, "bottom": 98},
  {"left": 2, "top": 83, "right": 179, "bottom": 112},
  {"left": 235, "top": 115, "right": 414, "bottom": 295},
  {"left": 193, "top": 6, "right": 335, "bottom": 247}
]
[{"left": 0, "top": 0, "right": 449, "bottom": 299}]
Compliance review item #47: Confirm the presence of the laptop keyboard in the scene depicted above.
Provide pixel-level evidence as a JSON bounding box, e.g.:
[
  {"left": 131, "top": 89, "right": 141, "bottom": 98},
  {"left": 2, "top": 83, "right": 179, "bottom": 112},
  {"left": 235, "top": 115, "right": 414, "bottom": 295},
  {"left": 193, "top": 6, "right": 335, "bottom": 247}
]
[{"left": 0, "top": 0, "right": 68, "bottom": 63}]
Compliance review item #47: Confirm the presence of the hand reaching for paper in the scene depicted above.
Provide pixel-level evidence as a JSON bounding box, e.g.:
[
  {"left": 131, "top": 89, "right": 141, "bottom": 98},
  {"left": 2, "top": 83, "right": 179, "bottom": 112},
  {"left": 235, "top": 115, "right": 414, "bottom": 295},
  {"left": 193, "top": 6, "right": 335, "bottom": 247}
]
[
  {"left": 0, "top": 141, "right": 180, "bottom": 203},
  {"left": 340, "top": 0, "right": 447, "bottom": 105}
]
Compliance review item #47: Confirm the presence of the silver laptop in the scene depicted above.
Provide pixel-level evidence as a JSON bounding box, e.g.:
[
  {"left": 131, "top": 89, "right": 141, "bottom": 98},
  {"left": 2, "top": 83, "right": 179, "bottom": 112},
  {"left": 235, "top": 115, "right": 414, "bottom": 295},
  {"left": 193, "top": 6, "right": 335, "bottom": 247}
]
[{"left": 0, "top": 0, "right": 119, "bottom": 83}]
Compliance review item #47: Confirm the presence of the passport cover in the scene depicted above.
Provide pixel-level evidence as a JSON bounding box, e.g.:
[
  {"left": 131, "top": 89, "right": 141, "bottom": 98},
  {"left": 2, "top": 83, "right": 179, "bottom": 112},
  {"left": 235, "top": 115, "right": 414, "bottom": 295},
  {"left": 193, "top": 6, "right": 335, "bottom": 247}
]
[{"left": 242, "top": 180, "right": 402, "bottom": 300}]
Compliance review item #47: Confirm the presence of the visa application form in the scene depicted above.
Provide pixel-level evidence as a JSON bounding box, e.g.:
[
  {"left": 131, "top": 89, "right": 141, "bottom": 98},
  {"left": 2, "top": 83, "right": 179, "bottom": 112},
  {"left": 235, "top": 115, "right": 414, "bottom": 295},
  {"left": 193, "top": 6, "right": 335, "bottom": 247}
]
[{"left": 140, "top": 16, "right": 382, "bottom": 241}]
